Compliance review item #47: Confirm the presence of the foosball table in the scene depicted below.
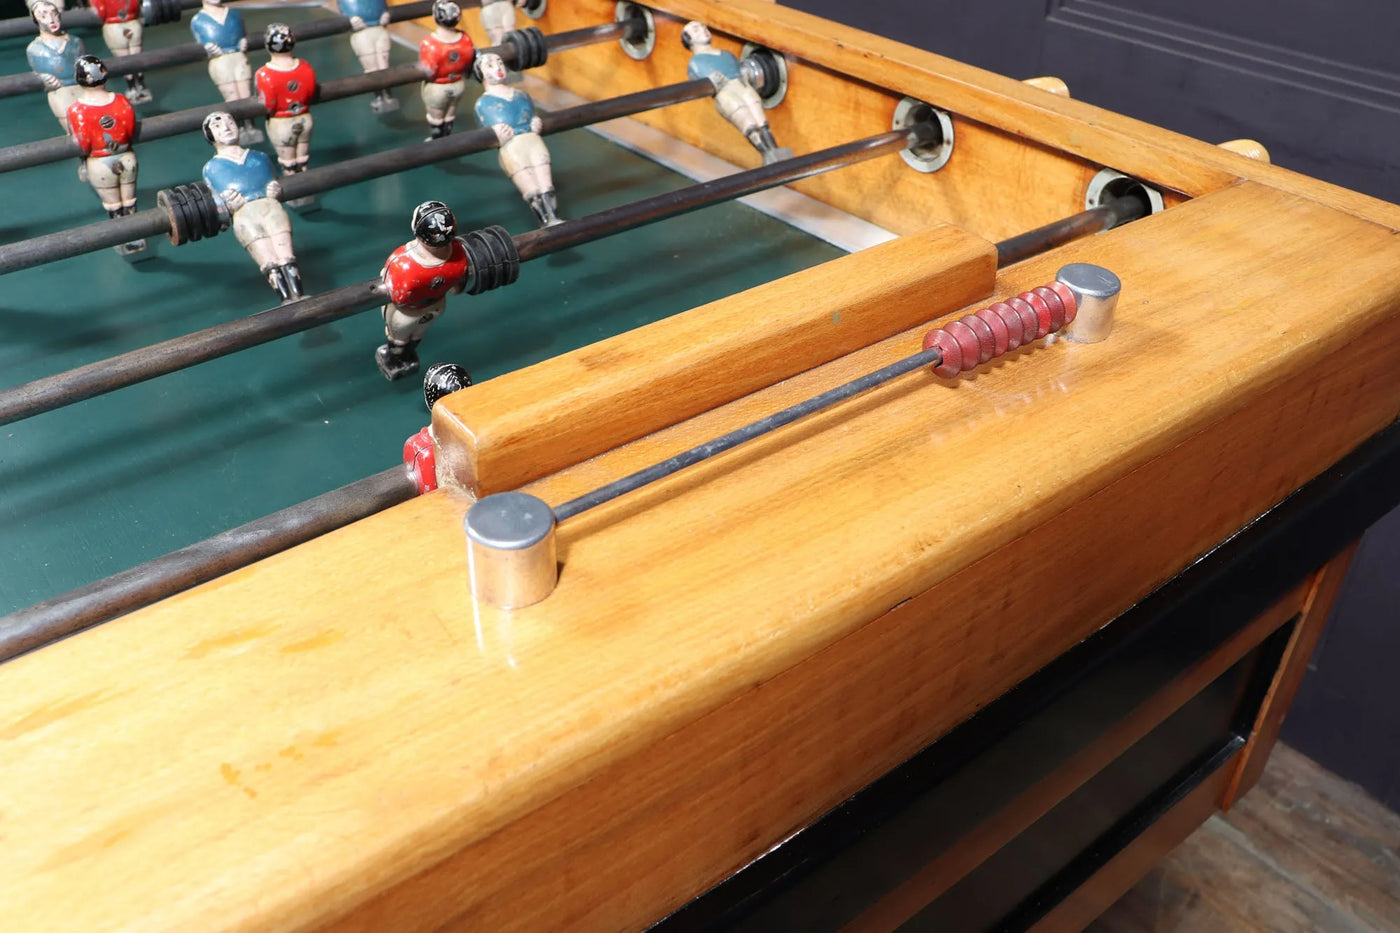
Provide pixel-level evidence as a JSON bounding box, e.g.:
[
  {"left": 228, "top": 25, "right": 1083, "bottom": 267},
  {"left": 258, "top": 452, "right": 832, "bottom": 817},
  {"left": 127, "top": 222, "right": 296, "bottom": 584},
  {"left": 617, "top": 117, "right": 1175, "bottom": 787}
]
[{"left": 2, "top": 0, "right": 1398, "bottom": 929}]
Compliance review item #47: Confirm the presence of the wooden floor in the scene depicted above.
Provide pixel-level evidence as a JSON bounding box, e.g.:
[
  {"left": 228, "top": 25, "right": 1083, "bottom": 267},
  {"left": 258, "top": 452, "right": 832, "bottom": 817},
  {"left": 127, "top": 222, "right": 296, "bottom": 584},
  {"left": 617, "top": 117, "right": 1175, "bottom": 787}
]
[{"left": 1090, "top": 745, "right": 1400, "bottom": 932}]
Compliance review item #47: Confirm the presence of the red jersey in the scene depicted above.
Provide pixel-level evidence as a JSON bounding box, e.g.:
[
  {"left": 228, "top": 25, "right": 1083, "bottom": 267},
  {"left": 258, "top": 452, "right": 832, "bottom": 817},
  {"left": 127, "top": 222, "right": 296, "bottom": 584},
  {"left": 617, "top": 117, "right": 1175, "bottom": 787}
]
[
  {"left": 67, "top": 94, "right": 136, "bottom": 158},
  {"left": 419, "top": 32, "right": 474, "bottom": 84},
  {"left": 255, "top": 59, "right": 317, "bottom": 118},
  {"left": 384, "top": 240, "right": 469, "bottom": 310},
  {"left": 91, "top": 0, "right": 139, "bottom": 24}
]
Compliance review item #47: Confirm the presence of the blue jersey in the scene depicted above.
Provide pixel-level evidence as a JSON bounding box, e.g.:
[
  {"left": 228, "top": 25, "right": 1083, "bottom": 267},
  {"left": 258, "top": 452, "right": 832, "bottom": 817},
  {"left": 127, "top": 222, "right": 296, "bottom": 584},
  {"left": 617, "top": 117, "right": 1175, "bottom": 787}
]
[
  {"left": 474, "top": 91, "right": 536, "bottom": 136},
  {"left": 26, "top": 34, "right": 85, "bottom": 86},
  {"left": 687, "top": 48, "right": 741, "bottom": 83},
  {"left": 339, "top": 0, "right": 387, "bottom": 22},
  {"left": 190, "top": 8, "right": 245, "bottom": 54},
  {"left": 203, "top": 149, "right": 278, "bottom": 204}
]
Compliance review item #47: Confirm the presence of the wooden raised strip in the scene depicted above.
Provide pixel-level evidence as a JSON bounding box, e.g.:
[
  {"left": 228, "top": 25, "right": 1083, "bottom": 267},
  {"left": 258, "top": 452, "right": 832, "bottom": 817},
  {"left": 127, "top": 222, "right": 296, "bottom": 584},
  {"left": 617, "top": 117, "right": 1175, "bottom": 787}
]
[{"left": 432, "top": 224, "right": 996, "bottom": 495}]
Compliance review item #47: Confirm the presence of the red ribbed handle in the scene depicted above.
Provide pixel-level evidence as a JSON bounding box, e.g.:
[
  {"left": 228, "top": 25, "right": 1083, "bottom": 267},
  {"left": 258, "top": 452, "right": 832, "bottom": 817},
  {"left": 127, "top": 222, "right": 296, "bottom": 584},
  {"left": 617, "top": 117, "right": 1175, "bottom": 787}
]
[{"left": 922, "top": 282, "right": 1078, "bottom": 378}]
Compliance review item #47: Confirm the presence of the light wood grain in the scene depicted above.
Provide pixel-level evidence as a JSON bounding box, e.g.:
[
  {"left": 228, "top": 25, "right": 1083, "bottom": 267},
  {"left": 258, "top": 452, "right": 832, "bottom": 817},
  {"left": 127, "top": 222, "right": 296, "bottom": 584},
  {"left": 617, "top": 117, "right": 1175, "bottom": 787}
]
[
  {"left": 1025, "top": 76, "right": 1071, "bottom": 98},
  {"left": 516, "top": 0, "right": 1400, "bottom": 234},
  {"left": 4, "top": 182, "right": 1400, "bottom": 932},
  {"left": 1219, "top": 139, "right": 1271, "bottom": 163},
  {"left": 1221, "top": 543, "right": 1359, "bottom": 808},
  {"left": 515, "top": 0, "right": 1151, "bottom": 242},
  {"left": 432, "top": 224, "right": 996, "bottom": 495}
]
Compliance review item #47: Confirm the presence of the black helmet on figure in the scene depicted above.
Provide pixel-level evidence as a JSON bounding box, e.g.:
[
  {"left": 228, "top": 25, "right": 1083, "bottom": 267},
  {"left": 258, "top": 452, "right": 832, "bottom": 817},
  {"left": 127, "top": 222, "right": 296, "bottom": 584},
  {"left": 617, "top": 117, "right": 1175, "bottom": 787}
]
[
  {"left": 431, "top": 0, "right": 462, "bottom": 28},
  {"left": 412, "top": 200, "right": 457, "bottom": 246},
  {"left": 265, "top": 22, "right": 296, "bottom": 54},
  {"left": 422, "top": 362, "right": 473, "bottom": 410},
  {"left": 74, "top": 54, "right": 107, "bottom": 88}
]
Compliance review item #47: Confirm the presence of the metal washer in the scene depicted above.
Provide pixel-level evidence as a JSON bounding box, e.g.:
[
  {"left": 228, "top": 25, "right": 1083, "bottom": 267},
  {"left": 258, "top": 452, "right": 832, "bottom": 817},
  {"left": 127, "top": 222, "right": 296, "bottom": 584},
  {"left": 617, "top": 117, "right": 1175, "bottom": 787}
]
[
  {"left": 615, "top": 2, "right": 656, "bottom": 61},
  {"left": 893, "top": 97, "right": 955, "bottom": 173},
  {"left": 1085, "top": 168, "right": 1165, "bottom": 214}
]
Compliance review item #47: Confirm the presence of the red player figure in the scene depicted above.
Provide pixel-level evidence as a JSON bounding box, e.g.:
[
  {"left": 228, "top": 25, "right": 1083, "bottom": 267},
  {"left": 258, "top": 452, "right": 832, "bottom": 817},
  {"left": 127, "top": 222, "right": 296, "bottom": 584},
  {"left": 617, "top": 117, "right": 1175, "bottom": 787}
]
[
  {"left": 255, "top": 24, "right": 316, "bottom": 176},
  {"left": 90, "top": 0, "right": 150, "bottom": 103},
  {"left": 403, "top": 362, "right": 474, "bottom": 494},
  {"left": 376, "top": 201, "right": 470, "bottom": 380},
  {"left": 418, "top": 0, "right": 474, "bottom": 140},
  {"left": 67, "top": 55, "right": 146, "bottom": 257}
]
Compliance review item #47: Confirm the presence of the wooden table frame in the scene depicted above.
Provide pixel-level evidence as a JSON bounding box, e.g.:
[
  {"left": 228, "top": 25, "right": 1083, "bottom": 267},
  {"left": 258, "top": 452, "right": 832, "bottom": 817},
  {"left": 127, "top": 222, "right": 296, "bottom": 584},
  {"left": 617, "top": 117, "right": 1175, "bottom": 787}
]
[{"left": 4, "top": 2, "right": 1398, "bottom": 930}]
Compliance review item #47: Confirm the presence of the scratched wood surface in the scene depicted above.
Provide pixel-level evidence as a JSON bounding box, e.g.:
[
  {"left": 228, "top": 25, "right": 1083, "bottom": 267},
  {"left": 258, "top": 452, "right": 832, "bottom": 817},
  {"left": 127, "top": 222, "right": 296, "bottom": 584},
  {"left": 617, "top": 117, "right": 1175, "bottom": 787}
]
[{"left": 4, "top": 179, "right": 1400, "bottom": 932}]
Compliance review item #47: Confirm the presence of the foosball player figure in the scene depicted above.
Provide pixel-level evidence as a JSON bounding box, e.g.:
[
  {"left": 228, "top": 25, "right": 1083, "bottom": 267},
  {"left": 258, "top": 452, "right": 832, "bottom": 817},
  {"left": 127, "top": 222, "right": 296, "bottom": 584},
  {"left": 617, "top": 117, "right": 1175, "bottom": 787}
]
[
  {"left": 478, "top": 0, "right": 524, "bottom": 45},
  {"left": 190, "top": 0, "right": 262, "bottom": 143},
  {"left": 341, "top": 0, "right": 397, "bottom": 112},
  {"left": 376, "top": 201, "right": 469, "bottom": 381},
  {"left": 90, "top": 0, "right": 150, "bottom": 103},
  {"left": 681, "top": 21, "right": 790, "bottom": 166},
  {"left": 26, "top": 1, "right": 85, "bottom": 133},
  {"left": 474, "top": 52, "right": 560, "bottom": 228},
  {"left": 68, "top": 54, "right": 146, "bottom": 256},
  {"left": 200, "top": 111, "right": 303, "bottom": 303},
  {"left": 255, "top": 24, "right": 315, "bottom": 176},
  {"left": 419, "top": 0, "right": 474, "bottom": 140}
]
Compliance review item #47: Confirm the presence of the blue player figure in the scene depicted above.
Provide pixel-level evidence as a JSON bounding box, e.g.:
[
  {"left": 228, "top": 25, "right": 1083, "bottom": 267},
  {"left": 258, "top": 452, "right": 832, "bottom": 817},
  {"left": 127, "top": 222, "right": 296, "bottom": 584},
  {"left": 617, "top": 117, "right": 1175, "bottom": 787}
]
[
  {"left": 681, "top": 21, "right": 790, "bottom": 165},
  {"left": 26, "top": 0, "right": 85, "bottom": 133},
  {"left": 473, "top": 51, "right": 560, "bottom": 227},
  {"left": 190, "top": 0, "right": 262, "bottom": 143},
  {"left": 201, "top": 111, "right": 303, "bottom": 302},
  {"left": 340, "top": 0, "right": 398, "bottom": 112}
]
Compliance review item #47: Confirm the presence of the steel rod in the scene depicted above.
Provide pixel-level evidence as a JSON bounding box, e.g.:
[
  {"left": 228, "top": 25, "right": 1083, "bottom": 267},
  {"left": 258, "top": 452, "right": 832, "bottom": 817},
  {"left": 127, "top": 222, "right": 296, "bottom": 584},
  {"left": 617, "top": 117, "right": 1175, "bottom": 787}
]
[
  {"left": 534, "top": 19, "right": 634, "bottom": 54},
  {"left": 996, "top": 193, "right": 1150, "bottom": 267},
  {"left": 0, "top": 0, "right": 434, "bottom": 97},
  {"left": 515, "top": 128, "right": 917, "bottom": 260},
  {"left": 0, "top": 63, "right": 429, "bottom": 174},
  {"left": 280, "top": 78, "right": 715, "bottom": 200},
  {"left": 0, "top": 18, "right": 637, "bottom": 175},
  {"left": 0, "top": 209, "right": 172, "bottom": 273},
  {"left": 0, "top": 78, "right": 717, "bottom": 273},
  {"left": 553, "top": 348, "right": 943, "bottom": 521},
  {"left": 0, "top": 465, "right": 417, "bottom": 664},
  {"left": 0, "top": 280, "right": 386, "bottom": 425},
  {"left": 0, "top": 0, "right": 203, "bottom": 39}
]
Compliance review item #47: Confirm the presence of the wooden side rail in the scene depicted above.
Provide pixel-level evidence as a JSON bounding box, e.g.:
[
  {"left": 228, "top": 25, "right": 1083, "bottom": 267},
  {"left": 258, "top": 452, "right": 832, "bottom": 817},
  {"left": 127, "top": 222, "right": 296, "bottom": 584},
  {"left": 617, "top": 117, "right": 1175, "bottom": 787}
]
[{"left": 432, "top": 225, "right": 996, "bottom": 496}]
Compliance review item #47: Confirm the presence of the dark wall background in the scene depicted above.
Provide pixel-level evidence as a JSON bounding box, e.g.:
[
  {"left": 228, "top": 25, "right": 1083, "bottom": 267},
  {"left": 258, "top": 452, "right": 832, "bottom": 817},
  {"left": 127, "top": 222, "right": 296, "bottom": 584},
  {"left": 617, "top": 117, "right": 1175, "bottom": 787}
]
[{"left": 784, "top": 0, "right": 1400, "bottom": 810}]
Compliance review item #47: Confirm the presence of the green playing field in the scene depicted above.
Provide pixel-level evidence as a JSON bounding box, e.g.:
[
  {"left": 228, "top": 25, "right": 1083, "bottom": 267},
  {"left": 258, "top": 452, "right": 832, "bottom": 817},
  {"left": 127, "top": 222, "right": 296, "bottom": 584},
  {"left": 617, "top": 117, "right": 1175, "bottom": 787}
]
[{"left": 0, "top": 4, "right": 842, "bottom": 615}]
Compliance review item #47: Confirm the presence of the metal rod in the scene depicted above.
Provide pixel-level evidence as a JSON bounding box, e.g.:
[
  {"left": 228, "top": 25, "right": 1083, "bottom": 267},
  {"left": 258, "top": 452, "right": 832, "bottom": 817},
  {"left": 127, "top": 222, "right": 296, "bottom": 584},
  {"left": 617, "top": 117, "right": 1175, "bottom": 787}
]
[
  {"left": 532, "top": 19, "right": 635, "bottom": 54},
  {"left": 0, "top": 0, "right": 434, "bottom": 97},
  {"left": 0, "top": 209, "right": 172, "bottom": 274},
  {"left": 0, "top": 465, "right": 417, "bottom": 664},
  {"left": 0, "top": 280, "right": 386, "bottom": 425},
  {"left": 516, "top": 128, "right": 917, "bottom": 260},
  {"left": 996, "top": 194, "right": 1150, "bottom": 267},
  {"left": 553, "top": 348, "right": 942, "bottom": 522},
  {"left": 0, "top": 78, "right": 716, "bottom": 273},
  {"left": 281, "top": 78, "right": 715, "bottom": 200},
  {"left": 0, "top": 0, "right": 203, "bottom": 39},
  {"left": 0, "top": 63, "right": 429, "bottom": 175},
  {"left": 0, "top": 17, "right": 638, "bottom": 175}
]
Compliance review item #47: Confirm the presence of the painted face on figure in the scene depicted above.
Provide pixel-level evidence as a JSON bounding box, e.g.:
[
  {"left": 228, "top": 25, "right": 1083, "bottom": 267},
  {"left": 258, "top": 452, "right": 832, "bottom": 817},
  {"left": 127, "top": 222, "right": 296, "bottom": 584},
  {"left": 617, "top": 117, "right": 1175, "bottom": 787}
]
[
  {"left": 682, "top": 22, "right": 712, "bottom": 49},
  {"left": 32, "top": 2, "right": 62, "bottom": 36},
  {"left": 204, "top": 111, "right": 240, "bottom": 147},
  {"left": 479, "top": 53, "right": 507, "bottom": 85}
]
